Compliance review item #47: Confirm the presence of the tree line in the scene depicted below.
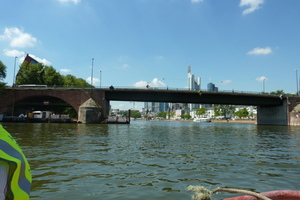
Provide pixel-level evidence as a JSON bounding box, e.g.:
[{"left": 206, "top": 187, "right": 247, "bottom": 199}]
[
  {"left": 0, "top": 61, "right": 7, "bottom": 91},
  {"left": 1, "top": 60, "right": 92, "bottom": 89},
  {"left": 155, "top": 105, "right": 254, "bottom": 120},
  {"left": 15, "top": 62, "right": 91, "bottom": 87}
]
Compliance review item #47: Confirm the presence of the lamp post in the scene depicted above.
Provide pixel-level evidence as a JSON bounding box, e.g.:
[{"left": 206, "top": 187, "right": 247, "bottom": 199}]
[
  {"left": 12, "top": 56, "right": 17, "bottom": 116},
  {"left": 91, "top": 58, "right": 94, "bottom": 87},
  {"left": 263, "top": 78, "right": 266, "bottom": 93},
  {"left": 296, "top": 69, "right": 299, "bottom": 96},
  {"left": 13, "top": 56, "right": 17, "bottom": 88},
  {"left": 100, "top": 70, "right": 102, "bottom": 88}
]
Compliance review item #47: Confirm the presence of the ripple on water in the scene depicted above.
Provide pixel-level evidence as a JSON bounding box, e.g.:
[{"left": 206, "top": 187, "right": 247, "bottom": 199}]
[{"left": 4, "top": 122, "right": 300, "bottom": 199}]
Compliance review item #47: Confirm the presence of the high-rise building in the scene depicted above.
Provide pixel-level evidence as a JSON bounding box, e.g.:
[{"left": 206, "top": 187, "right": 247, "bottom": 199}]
[
  {"left": 207, "top": 82, "right": 218, "bottom": 92},
  {"left": 187, "top": 66, "right": 200, "bottom": 91},
  {"left": 144, "top": 102, "right": 169, "bottom": 113},
  {"left": 187, "top": 66, "right": 201, "bottom": 110},
  {"left": 204, "top": 82, "right": 219, "bottom": 107}
]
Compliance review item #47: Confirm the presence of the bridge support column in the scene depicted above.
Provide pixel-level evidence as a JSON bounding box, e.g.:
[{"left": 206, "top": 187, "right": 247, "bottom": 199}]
[
  {"left": 257, "top": 98, "right": 288, "bottom": 125},
  {"left": 102, "top": 99, "right": 110, "bottom": 120},
  {"left": 78, "top": 98, "right": 102, "bottom": 123}
]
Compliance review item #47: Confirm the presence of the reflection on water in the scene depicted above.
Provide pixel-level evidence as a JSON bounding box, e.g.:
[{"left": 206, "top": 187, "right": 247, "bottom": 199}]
[{"left": 2, "top": 122, "right": 300, "bottom": 200}]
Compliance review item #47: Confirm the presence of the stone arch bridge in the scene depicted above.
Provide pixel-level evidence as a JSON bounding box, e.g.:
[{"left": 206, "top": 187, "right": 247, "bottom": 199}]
[{"left": 0, "top": 88, "right": 299, "bottom": 125}]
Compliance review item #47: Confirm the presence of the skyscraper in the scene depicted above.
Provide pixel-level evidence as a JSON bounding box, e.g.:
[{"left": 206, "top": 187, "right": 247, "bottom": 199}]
[
  {"left": 187, "top": 66, "right": 201, "bottom": 91},
  {"left": 187, "top": 66, "right": 201, "bottom": 110}
]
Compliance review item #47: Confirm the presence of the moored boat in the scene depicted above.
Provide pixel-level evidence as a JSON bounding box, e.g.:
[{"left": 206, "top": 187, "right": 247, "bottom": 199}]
[
  {"left": 193, "top": 117, "right": 211, "bottom": 122},
  {"left": 106, "top": 115, "right": 130, "bottom": 124}
]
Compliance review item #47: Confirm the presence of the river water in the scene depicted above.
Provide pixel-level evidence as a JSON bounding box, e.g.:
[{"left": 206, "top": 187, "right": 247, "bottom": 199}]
[{"left": 2, "top": 121, "right": 300, "bottom": 200}]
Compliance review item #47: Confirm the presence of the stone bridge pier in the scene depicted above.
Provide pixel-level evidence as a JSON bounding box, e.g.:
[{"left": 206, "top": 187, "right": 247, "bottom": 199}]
[
  {"left": 257, "top": 97, "right": 300, "bottom": 126},
  {"left": 79, "top": 90, "right": 110, "bottom": 123}
]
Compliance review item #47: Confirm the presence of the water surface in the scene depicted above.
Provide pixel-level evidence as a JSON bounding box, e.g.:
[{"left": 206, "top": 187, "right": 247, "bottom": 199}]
[{"left": 2, "top": 121, "right": 300, "bottom": 200}]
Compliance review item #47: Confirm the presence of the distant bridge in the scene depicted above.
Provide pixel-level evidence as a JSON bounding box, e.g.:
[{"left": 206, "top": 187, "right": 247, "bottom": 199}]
[{"left": 0, "top": 87, "right": 299, "bottom": 125}]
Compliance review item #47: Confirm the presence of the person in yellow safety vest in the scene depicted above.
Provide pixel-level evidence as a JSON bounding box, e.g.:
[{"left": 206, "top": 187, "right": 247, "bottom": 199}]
[{"left": 0, "top": 125, "right": 32, "bottom": 200}]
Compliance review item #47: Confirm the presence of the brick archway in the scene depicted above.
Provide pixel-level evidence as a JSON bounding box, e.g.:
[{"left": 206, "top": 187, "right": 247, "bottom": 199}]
[{"left": 0, "top": 89, "right": 92, "bottom": 115}]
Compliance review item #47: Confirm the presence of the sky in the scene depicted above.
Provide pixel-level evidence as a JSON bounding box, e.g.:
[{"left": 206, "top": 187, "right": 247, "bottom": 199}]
[{"left": 1, "top": 0, "right": 300, "bottom": 110}]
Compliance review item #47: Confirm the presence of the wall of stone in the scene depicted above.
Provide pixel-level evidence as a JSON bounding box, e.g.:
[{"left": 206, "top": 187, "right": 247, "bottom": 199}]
[
  {"left": 257, "top": 98, "right": 288, "bottom": 125},
  {"left": 287, "top": 97, "right": 300, "bottom": 126}
]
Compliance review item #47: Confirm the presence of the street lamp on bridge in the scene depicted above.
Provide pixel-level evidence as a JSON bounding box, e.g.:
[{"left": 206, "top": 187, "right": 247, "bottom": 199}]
[
  {"left": 263, "top": 78, "right": 266, "bottom": 93},
  {"left": 91, "top": 58, "right": 94, "bottom": 87},
  {"left": 296, "top": 69, "right": 299, "bottom": 96},
  {"left": 13, "top": 56, "right": 17, "bottom": 88},
  {"left": 100, "top": 70, "right": 102, "bottom": 88},
  {"left": 11, "top": 56, "right": 17, "bottom": 116}
]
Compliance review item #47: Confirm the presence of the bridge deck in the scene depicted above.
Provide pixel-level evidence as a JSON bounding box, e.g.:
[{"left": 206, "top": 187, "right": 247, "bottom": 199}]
[{"left": 103, "top": 88, "right": 283, "bottom": 106}]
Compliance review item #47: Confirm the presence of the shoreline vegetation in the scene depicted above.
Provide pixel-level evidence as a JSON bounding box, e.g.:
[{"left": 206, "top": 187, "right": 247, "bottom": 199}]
[
  {"left": 211, "top": 119, "right": 256, "bottom": 124},
  {"left": 140, "top": 119, "right": 257, "bottom": 124}
]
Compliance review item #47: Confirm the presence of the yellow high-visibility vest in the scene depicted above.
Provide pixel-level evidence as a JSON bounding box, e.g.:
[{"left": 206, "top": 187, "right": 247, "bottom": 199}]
[{"left": 0, "top": 125, "right": 31, "bottom": 200}]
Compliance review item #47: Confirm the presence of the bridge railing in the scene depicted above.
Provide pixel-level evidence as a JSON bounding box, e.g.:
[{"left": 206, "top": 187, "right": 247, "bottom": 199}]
[
  {"left": 89, "top": 85, "right": 270, "bottom": 95},
  {"left": 9, "top": 85, "right": 282, "bottom": 96}
]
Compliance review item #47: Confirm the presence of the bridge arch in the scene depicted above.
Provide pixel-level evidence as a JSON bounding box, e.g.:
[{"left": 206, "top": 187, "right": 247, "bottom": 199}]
[
  {"left": 0, "top": 89, "right": 93, "bottom": 117},
  {"left": 5, "top": 95, "right": 77, "bottom": 117}
]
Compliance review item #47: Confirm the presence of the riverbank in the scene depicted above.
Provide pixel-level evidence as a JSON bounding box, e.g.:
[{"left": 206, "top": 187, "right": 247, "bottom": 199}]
[
  {"left": 140, "top": 119, "right": 257, "bottom": 124},
  {"left": 211, "top": 119, "right": 256, "bottom": 124}
]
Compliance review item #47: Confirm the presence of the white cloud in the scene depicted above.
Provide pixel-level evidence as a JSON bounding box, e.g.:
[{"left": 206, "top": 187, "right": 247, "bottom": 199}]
[
  {"left": 58, "top": 0, "right": 81, "bottom": 5},
  {"left": 133, "top": 80, "right": 148, "bottom": 88},
  {"left": 191, "top": 0, "right": 204, "bottom": 3},
  {"left": 31, "top": 54, "right": 52, "bottom": 66},
  {"left": 0, "top": 27, "right": 37, "bottom": 48},
  {"left": 121, "top": 64, "right": 129, "bottom": 69},
  {"left": 133, "top": 78, "right": 166, "bottom": 88},
  {"left": 221, "top": 80, "right": 232, "bottom": 84},
  {"left": 240, "top": 0, "right": 264, "bottom": 15},
  {"left": 155, "top": 55, "right": 164, "bottom": 60},
  {"left": 118, "top": 56, "right": 129, "bottom": 62},
  {"left": 3, "top": 49, "right": 25, "bottom": 57},
  {"left": 247, "top": 47, "right": 272, "bottom": 55},
  {"left": 151, "top": 78, "right": 166, "bottom": 87},
  {"left": 86, "top": 77, "right": 100, "bottom": 86},
  {"left": 59, "top": 69, "right": 71, "bottom": 73},
  {"left": 256, "top": 76, "right": 267, "bottom": 82}
]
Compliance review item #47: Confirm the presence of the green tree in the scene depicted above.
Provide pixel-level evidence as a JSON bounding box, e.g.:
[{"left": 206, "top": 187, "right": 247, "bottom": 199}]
[
  {"left": 167, "top": 111, "right": 175, "bottom": 119},
  {"left": 214, "top": 105, "right": 236, "bottom": 119},
  {"left": 270, "top": 90, "right": 284, "bottom": 95},
  {"left": 234, "top": 108, "right": 249, "bottom": 119},
  {"left": 130, "top": 110, "right": 141, "bottom": 119},
  {"left": 62, "top": 107, "right": 77, "bottom": 118},
  {"left": 74, "top": 78, "right": 91, "bottom": 87},
  {"left": 43, "top": 66, "right": 64, "bottom": 86},
  {"left": 15, "top": 61, "right": 91, "bottom": 87},
  {"left": 63, "top": 74, "right": 77, "bottom": 86},
  {"left": 196, "top": 107, "right": 206, "bottom": 117},
  {"left": 181, "top": 113, "right": 191, "bottom": 120},
  {"left": 119, "top": 110, "right": 128, "bottom": 117},
  {"left": 63, "top": 75, "right": 91, "bottom": 87},
  {"left": 16, "top": 63, "right": 45, "bottom": 85},
  {"left": 0, "top": 61, "right": 7, "bottom": 91},
  {"left": 157, "top": 111, "right": 167, "bottom": 118}
]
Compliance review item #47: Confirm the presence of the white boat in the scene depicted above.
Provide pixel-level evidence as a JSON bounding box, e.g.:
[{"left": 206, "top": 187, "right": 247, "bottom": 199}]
[
  {"left": 107, "top": 115, "right": 130, "bottom": 124},
  {"left": 193, "top": 117, "right": 211, "bottom": 122}
]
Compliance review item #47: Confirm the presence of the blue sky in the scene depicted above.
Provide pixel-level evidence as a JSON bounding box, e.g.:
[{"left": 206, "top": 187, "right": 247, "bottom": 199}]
[{"left": 1, "top": 0, "right": 300, "bottom": 110}]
